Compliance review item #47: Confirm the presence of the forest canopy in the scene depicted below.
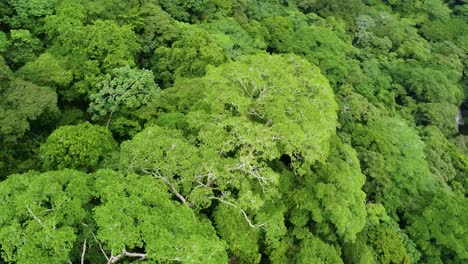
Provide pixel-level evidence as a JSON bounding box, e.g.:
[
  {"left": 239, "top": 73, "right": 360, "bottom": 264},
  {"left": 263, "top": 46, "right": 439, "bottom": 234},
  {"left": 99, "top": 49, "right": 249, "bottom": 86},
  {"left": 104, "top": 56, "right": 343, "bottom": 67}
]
[{"left": 0, "top": 0, "right": 467, "bottom": 263}]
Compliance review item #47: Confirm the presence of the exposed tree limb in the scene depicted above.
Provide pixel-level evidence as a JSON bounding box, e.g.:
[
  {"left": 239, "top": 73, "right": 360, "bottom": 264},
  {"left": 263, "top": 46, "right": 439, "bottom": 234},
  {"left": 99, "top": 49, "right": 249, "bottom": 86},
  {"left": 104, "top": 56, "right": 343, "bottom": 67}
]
[
  {"left": 81, "top": 239, "right": 86, "bottom": 264},
  {"left": 107, "top": 250, "right": 147, "bottom": 264},
  {"left": 82, "top": 223, "right": 109, "bottom": 261},
  {"left": 209, "top": 196, "right": 266, "bottom": 229},
  {"left": 141, "top": 168, "right": 189, "bottom": 206},
  {"left": 26, "top": 206, "right": 44, "bottom": 227}
]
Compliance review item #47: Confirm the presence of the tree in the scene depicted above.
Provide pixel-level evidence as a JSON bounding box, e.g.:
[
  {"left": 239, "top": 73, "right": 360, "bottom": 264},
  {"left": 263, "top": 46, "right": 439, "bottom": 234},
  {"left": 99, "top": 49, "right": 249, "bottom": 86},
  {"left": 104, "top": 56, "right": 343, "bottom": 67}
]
[
  {"left": 279, "top": 20, "right": 362, "bottom": 87},
  {"left": 15, "top": 53, "right": 73, "bottom": 89},
  {"left": 0, "top": 170, "right": 95, "bottom": 264},
  {"left": 308, "top": 136, "right": 367, "bottom": 242},
  {"left": 158, "top": 0, "right": 231, "bottom": 22},
  {"left": 152, "top": 25, "right": 230, "bottom": 87},
  {"left": 94, "top": 170, "right": 228, "bottom": 263},
  {"left": 132, "top": 54, "right": 337, "bottom": 205},
  {"left": 0, "top": 0, "right": 59, "bottom": 33},
  {"left": 389, "top": 60, "right": 463, "bottom": 105},
  {"left": 4, "top": 29, "right": 42, "bottom": 70},
  {"left": 121, "top": 54, "right": 343, "bottom": 261},
  {"left": 88, "top": 66, "right": 159, "bottom": 136},
  {"left": 0, "top": 77, "right": 57, "bottom": 145},
  {"left": 45, "top": 2, "right": 140, "bottom": 100},
  {"left": 179, "top": 53, "right": 338, "bottom": 164},
  {"left": 344, "top": 204, "right": 419, "bottom": 264},
  {"left": 213, "top": 204, "right": 262, "bottom": 263},
  {"left": 0, "top": 56, "right": 58, "bottom": 177},
  {"left": 0, "top": 32, "right": 9, "bottom": 53},
  {"left": 351, "top": 117, "right": 435, "bottom": 216},
  {"left": 407, "top": 189, "right": 468, "bottom": 263},
  {"left": 416, "top": 103, "right": 460, "bottom": 137},
  {"left": 0, "top": 169, "right": 229, "bottom": 263},
  {"left": 420, "top": 126, "right": 468, "bottom": 195},
  {"left": 40, "top": 123, "right": 117, "bottom": 172}
]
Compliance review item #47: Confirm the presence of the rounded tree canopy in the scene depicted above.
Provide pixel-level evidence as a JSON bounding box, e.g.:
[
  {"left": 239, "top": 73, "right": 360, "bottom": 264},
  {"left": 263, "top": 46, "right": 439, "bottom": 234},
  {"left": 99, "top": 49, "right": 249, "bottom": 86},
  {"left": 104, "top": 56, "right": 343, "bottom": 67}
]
[{"left": 40, "top": 122, "right": 116, "bottom": 171}]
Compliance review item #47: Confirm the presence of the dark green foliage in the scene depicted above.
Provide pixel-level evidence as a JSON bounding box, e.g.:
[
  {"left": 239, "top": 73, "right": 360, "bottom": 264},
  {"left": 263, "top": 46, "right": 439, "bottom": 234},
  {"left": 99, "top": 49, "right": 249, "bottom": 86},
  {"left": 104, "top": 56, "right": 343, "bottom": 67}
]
[
  {"left": 345, "top": 204, "right": 418, "bottom": 264},
  {"left": 0, "top": 57, "right": 58, "bottom": 145},
  {"left": 352, "top": 117, "right": 434, "bottom": 215},
  {"left": 4, "top": 29, "right": 42, "bottom": 70},
  {"left": 15, "top": 53, "right": 72, "bottom": 89},
  {"left": 152, "top": 25, "right": 230, "bottom": 87},
  {"left": 407, "top": 189, "right": 468, "bottom": 263}
]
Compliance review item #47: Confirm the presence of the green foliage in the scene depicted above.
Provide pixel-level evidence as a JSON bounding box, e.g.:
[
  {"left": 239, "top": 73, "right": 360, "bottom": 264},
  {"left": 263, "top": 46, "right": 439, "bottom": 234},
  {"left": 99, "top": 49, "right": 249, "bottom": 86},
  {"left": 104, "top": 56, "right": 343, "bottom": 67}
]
[
  {"left": 292, "top": 233, "right": 344, "bottom": 264},
  {"left": 15, "top": 53, "right": 73, "bottom": 89},
  {"left": 0, "top": 170, "right": 94, "bottom": 264},
  {"left": 417, "top": 103, "right": 460, "bottom": 137},
  {"left": 94, "top": 170, "right": 228, "bottom": 263},
  {"left": 0, "top": 0, "right": 59, "bottom": 32},
  {"left": 261, "top": 15, "right": 294, "bottom": 52},
  {"left": 1, "top": 0, "right": 467, "bottom": 262},
  {"left": 122, "top": 54, "right": 339, "bottom": 262},
  {"left": 407, "top": 189, "right": 468, "bottom": 263},
  {"left": 181, "top": 54, "right": 338, "bottom": 164},
  {"left": 213, "top": 204, "right": 261, "bottom": 263},
  {"left": 89, "top": 66, "right": 159, "bottom": 136},
  {"left": 201, "top": 18, "right": 266, "bottom": 58},
  {"left": 0, "top": 169, "right": 228, "bottom": 263},
  {"left": 352, "top": 117, "right": 434, "bottom": 215},
  {"left": 345, "top": 204, "right": 419, "bottom": 264},
  {"left": 0, "top": 32, "right": 9, "bottom": 53},
  {"left": 280, "top": 135, "right": 367, "bottom": 251},
  {"left": 0, "top": 77, "right": 58, "bottom": 144},
  {"left": 135, "top": 2, "right": 182, "bottom": 68},
  {"left": 45, "top": 4, "right": 140, "bottom": 100},
  {"left": 152, "top": 25, "right": 230, "bottom": 86},
  {"left": 40, "top": 123, "right": 116, "bottom": 172},
  {"left": 421, "top": 126, "right": 468, "bottom": 194},
  {"left": 301, "top": 0, "right": 364, "bottom": 27},
  {"left": 280, "top": 21, "right": 362, "bottom": 86},
  {"left": 389, "top": 60, "right": 463, "bottom": 105},
  {"left": 158, "top": 0, "right": 231, "bottom": 22},
  {"left": 309, "top": 136, "right": 367, "bottom": 242},
  {"left": 4, "top": 29, "right": 42, "bottom": 69},
  {"left": 0, "top": 56, "right": 13, "bottom": 83}
]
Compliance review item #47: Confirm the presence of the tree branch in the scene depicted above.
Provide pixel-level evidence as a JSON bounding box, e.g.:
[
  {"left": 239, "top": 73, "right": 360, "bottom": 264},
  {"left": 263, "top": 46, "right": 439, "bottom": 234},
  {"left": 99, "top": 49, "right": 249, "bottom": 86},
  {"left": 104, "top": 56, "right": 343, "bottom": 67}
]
[
  {"left": 107, "top": 250, "right": 147, "bottom": 264},
  {"left": 82, "top": 223, "right": 109, "bottom": 261},
  {"left": 141, "top": 168, "right": 188, "bottom": 206},
  {"left": 210, "top": 196, "right": 265, "bottom": 229},
  {"left": 81, "top": 239, "right": 86, "bottom": 264},
  {"left": 26, "top": 206, "right": 44, "bottom": 227}
]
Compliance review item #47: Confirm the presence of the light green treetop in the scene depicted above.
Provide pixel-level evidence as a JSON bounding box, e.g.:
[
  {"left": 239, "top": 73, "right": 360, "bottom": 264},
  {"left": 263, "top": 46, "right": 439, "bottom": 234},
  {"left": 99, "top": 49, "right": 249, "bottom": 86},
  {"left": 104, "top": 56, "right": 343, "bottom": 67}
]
[{"left": 40, "top": 122, "right": 117, "bottom": 172}]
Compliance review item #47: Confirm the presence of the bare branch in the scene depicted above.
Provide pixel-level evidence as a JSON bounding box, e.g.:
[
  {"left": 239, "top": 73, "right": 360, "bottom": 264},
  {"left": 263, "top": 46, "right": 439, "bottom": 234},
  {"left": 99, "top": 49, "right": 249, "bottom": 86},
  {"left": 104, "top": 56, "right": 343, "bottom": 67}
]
[
  {"left": 107, "top": 250, "right": 147, "bottom": 264},
  {"left": 82, "top": 223, "right": 109, "bottom": 261},
  {"left": 141, "top": 168, "right": 188, "bottom": 206},
  {"left": 26, "top": 206, "right": 44, "bottom": 227},
  {"left": 209, "top": 197, "right": 265, "bottom": 229},
  {"left": 81, "top": 239, "right": 87, "bottom": 264},
  {"left": 237, "top": 78, "right": 249, "bottom": 94}
]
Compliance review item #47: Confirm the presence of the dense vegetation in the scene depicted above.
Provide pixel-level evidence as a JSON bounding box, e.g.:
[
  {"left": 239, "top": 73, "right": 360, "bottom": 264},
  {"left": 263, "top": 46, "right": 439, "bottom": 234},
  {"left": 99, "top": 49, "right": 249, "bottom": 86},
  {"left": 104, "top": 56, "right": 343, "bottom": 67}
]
[{"left": 0, "top": 0, "right": 467, "bottom": 263}]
